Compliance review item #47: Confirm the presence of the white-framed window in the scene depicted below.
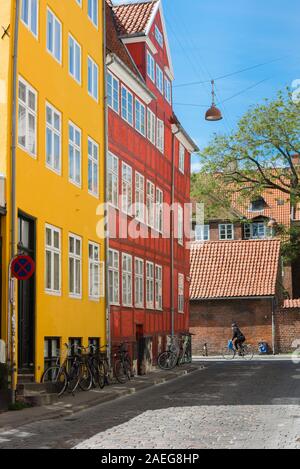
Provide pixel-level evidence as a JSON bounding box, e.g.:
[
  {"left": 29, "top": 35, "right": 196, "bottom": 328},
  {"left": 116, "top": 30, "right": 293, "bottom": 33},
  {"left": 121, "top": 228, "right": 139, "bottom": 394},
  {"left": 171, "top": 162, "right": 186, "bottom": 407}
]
[
  {"left": 146, "top": 181, "right": 155, "bottom": 228},
  {"left": 107, "top": 72, "right": 119, "bottom": 113},
  {"left": 21, "top": 0, "right": 38, "bottom": 37},
  {"left": 156, "top": 118, "right": 164, "bottom": 153},
  {"left": 45, "top": 224, "right": 61, "bottom": 295},
  {"left": 179, "top": 143, "right": 185, "bottom": 174},
  {"left": 88, "top": 0, "right": 98, "bottom": 28},
  {"left": 165, "top": 77, "right": 171, "bottom": 104},
  {"left": 18, "top": 77, "right": 37, "bottom": 157},
  {"left": 121, "top": 162, "right": 132, "bottom": 215},
  {"left": 46, "top": 8, "right": 62, "bottom": 63},
  {"left": 147, "top": 51, "right": 155, "bottom": 82},
  {"left": 156, "top": 188, "right": 163, "bottom": 233},
  {"left": 89, "top": 242, "right": 102, "bottom": 300},
  {"left": 122, "top": 253, "right": 132, "bottom": 307},
  {"left": 155, "top": 25, "right": 163, "bottom": 48},
  {"left": 88, "top": 56, "right": 99, "bottom": 102},
  {"left": 76, "top": 0, "right": 82, "bottom": 7},
  {"left": 156, "top": 65, "right": 164, "bottom": 94},
  {"left": 108, "top": 249, "right": 119, "bottom": 305},
  {"left": 146, "top": 261, "right": 154, "bottom": 309},
  {"left": 69, "top": 234, "right": 82, "bottom": 298},
  {"left": 155, "top": 265, "right": 163, "bottom": 310},
  {"left": 135, "top": 172, "right": 145, "bottom": 223},
  {"left": 135, "top": 99, "right": 146, "bottom": 136},
  {"left": 178, "top": 205, "right": 184, "bottom": 245},
  {"left": 178, "top": 273, "right": 184, "bottom": 313},
  {"left": 244, "top": 222, "right": 270, "bottom": 240},
  {"left": 46, "top": 102, "right": 61, "bottom": 174},
  {"left": 121, "top": 86, "right": 133, "bottom": 126},
  {"left": 108, "top": 152, "right": 119, "bottom": 208},
  {"left": 219, "top": 224, "right": 234, "bottom": 240},
  {"left": 88, "top": 137, "right": 99, "bottom": 197},
  {"left": 195, "top": 224, "right": 210, "bottom": 241},
  {"left": 69, "top": 122, "right": 81, "bottom": 187},
  {"left": 135, "top": 258, "right": 144, "bottom": 308},
  {"left": 69, "top": 34, "right": 81, "bottom": 84},
  {"left": 147, "top": 108, "right": 156, "bottom": 145}
]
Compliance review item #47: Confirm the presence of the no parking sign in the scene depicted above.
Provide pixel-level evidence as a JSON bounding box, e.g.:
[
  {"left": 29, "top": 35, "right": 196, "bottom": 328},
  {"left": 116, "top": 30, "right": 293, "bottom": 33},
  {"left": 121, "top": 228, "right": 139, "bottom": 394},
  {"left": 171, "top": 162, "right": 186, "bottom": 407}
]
[{"left": 11, "top": 255, "right": 35, "bottom": 281}]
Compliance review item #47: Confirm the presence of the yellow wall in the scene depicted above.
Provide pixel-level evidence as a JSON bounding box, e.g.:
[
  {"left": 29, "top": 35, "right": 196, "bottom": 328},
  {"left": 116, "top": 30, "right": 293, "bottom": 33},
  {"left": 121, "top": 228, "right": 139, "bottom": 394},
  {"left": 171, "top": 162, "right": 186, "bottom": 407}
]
[{"left": 1, "top": 0, "right": 106, "bottom": 381}]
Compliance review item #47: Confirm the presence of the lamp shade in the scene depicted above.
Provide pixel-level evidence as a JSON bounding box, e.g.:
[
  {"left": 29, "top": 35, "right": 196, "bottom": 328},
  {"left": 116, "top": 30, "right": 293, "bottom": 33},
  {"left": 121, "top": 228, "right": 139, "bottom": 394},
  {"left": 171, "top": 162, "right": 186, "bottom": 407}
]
[{"left": 205, "top": 104, "right": 223, "bottom": 121}]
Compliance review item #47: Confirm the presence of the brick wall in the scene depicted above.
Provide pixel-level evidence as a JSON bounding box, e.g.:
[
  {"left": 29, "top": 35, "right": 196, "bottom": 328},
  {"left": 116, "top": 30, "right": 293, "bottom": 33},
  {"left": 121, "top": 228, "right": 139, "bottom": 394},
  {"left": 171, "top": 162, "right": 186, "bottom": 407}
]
[
  {"left": 275, "top": 308, "right": 300, "bottom": 353},
  {"left": 190, "top": 299, "right": 273, "bottom": 355}
]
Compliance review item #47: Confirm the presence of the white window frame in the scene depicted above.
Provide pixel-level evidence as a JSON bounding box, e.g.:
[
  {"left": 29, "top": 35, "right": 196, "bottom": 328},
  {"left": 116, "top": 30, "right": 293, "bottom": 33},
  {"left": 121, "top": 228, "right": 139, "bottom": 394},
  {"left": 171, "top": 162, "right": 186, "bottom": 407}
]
[
  {"left": 88, "top": 0, "right": 98, "bottom": 28},
  {"left": 146, "top": 181, "right": 155, "bottom": 228},
  {"left": 69, "top": 233, "right": 82, "bottom": 299},
  {"left": 244, "top": 222, "right": 268, "bottom": 240},
  {"left": 155, "top": 265, "right": 163, "bottom": 310},
  {"left": 219, "top": 224, "right": 234, "bottom": 240},
  {"left": 121, "top": 162, "right": 133, "bottom": 216},
  {"left": 195, "top": 224, "right": 210, "bottom": 242},
  {"left": 46, "top": 102, "right": 61, "bottom": 174},
  {"left": 46, "top": 7, "right": 62, "bottom": 64},
  {"left": 135, "top": 98, "right": 146, "bottom": 136},
  {"left": 156, "top": 118, "right": 164, "bottom": 153},
  {"left": 108, "top": 152, "right": 119, "bottom": 208},
  {"left": 69, "top": 34, "right": 82, "bottom": 84},
  {"left": 18, "top": 76, "right": 37, "bottom": 158},
  {"left": 122, "top": 253, "right": 132, "bottom": 307},
  {"left": 107, "top": 72, "right": 119, "bottom": 114},
  {"left": 76, "top": 0, "right": 82, "bottom": 7},
  {"left": 147, "top": 51, "right": 155, "bottom": 82},
  {"left": 156, "top": 188, "right": 163, "bottom": 233},
  {"left": 178, "top": 205, "right": 184, "bottom": 245},
  {"left": 88, "top": 137, "right": 99, "bottom": 197},
  {"left": 21, "top": 0, "right": 39, "bottom": 38},
  {"left": 89, "top": 242, "right": 102, "bottom": 300},
  {"left": 178, "top": 273, "right": 184, "bottom": 313},
  {"left": 146, "top": 261, "right": 154, "bottom": 309},
  {"left": 155, "top": 25, "right": 163, "bottom": 48},
  {"left": 121, "top": 85, "right": 133, "bottom": 126},
  {"left": 135, "top": 258, "right": 144, "bottom": 308},
  {"left": 108, "top": 249, "right": 120, "bottom": 305},
  {"left": 147, "top": 108, "right": 156, "bottom": 145},
  {"left": 69, "top": 121, "right": 82, "bottom": 187},
  {"left": 88, "top": 56, "right": 99, "bottom": 102},
  {"left": 165, "top": 77, "right": 172, "bottom": 104},
  {"left": 135, "top": 172, "right": 145, "bottom": 223},
  {"left": 45, "top": 224, "right": 61, "bottom": 296},
  {"left": 156, "top": 64, "right": 164, "bottom": 94},
  {"left": 179, "top": 143, "right": 185, "bottom": 174}
]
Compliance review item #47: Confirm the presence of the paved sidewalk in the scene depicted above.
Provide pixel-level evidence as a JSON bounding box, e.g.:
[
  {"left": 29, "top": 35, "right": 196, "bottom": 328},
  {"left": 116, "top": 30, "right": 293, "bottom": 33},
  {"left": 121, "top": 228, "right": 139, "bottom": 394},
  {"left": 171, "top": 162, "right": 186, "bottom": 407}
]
[
  {"left": 0, "top": 364, "right": 201, "bottom": 429},
  {"left": 193, "top": 355, "right": 296, "bottom": 361}
]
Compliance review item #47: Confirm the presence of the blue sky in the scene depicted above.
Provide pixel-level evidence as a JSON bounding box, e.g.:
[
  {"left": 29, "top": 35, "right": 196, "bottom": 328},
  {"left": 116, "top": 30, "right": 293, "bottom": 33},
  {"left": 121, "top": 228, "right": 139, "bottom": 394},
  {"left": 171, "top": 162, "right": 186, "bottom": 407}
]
[{"left": 113, "top": 0, "right": 300, "bottom": 171}]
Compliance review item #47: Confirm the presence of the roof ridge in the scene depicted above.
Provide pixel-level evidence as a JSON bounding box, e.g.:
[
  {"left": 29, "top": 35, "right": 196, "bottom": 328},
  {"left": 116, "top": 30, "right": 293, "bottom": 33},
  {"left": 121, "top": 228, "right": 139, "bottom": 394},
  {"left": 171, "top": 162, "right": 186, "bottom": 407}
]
[{"left": 191, "top": 238, "right": 281, "bottom": 246}]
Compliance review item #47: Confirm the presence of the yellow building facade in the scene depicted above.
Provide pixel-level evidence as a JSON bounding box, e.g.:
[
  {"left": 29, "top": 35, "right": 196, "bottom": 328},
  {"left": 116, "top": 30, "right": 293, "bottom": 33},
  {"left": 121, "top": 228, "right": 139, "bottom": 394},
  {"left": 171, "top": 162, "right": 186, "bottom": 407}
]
[{"left": 0, "top": 0, "right": 106, "bottom": 384}]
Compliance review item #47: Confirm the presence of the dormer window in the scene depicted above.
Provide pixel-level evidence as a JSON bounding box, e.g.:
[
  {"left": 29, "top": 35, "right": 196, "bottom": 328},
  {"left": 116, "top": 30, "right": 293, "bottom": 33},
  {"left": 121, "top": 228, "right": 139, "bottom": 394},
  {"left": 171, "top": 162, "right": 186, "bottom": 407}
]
[
  {"left": 155, "top": 25, "right": 163, "bottom": 48},
  {"left": 249, "top": 197, "right": 267, "bottom": 212}
]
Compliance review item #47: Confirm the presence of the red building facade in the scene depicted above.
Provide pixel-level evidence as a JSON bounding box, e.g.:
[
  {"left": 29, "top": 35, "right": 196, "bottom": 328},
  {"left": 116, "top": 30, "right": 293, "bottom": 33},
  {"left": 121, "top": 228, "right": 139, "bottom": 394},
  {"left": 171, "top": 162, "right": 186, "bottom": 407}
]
[{"left": 106, "top": 0, "right": 198, "bottom": 373}]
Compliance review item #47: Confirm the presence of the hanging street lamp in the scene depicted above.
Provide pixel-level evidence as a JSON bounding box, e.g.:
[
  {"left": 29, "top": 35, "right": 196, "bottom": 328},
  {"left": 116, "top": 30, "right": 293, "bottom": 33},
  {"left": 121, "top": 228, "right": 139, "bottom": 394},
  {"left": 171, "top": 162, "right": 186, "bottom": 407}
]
[{"left": 205, "top": 80, "right": 223, "bottom": 122}]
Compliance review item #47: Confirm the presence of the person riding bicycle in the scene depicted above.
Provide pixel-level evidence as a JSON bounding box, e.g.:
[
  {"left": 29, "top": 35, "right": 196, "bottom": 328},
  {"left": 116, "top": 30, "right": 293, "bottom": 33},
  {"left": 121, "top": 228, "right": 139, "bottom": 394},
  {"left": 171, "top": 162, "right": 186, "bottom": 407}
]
[{"left": 231, "top": 322, "right": 245, "bottom": 354}]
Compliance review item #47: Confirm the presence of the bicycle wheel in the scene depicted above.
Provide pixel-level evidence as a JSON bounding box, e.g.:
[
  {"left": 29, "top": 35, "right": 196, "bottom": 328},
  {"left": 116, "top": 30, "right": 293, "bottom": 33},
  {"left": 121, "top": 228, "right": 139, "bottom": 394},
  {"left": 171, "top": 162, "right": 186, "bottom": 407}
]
[
  {"left": 124, "top": 357, "right": 132, "bottom": 380},
  {"left": 67, "top": 361, "right": 81, "bottom": 393},
  {"left": 97, "top": 361, "right": 105, "bottom": 389},
  {"left": 79, "top": 362, "right": 93, "bottom": 391},
  {"left": 114, "top": 359, "right": 129, "bottom": 384},
  {"left": 222, "top": 346, "right": 236, "bottom": 360},
  {"left": 41, "top": 366, "right": 67, "bottom": 397},
  {"left": 158, "top": 351, "right": 177, "bottom": 370},
  {"left": 242, "top": 344, "right": 254, "bottom": 361}
]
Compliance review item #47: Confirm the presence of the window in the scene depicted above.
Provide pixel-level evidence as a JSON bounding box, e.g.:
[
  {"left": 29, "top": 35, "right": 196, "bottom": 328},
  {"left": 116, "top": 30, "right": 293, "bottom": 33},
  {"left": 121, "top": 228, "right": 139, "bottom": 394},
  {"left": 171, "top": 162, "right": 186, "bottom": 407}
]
[
  {"left": 147, "top": 108, "right": 156, "bottom": 145},
  {"left": 121, "top": 162, "right": 132, "bottom": 215},
  {"left": 146, "top": 181, "right": 155, "bottom": 228},
  {"left": 46, "top": 103, "right": 61, "bottom": 174},
  {"left": 178, "top": 205, "right": 184, "bottom": 245},
  {"left": 155, "top": 265, "right": 163, "bottom": 310},
  {"left": 44, "top": 338, "right": 60, "bottom": 373},
  {"left": 18, "top": 77, "right": 37, "bottom": 157},
  {"left": 165, "top": 77, "right": 171, "bottom": 104},
  {"left": 156, "top": 118, "right": 164, "bottom": 153},
  {"left": 69, "top": 34, "right": 81, "bottom": 84},
  {"left": 146, "top": 262, "right": 154, "bottom": 309},
  {"left": 88, "top": 57, "right": 99, "bottom": 101},
  {"left": 88, "top": 338, "right": 100, "bottom": 354},
  {"left": 88, "top": 0, "right": 98, "bottom": 28},
  {"left": 122, "top": 254, "right": 132, "bottom": 307},
  {"left": 195, "top": 225, "right": 210, "bottom": 241},
  {"left": 178, "top": 274, "right": 184, "bottom": 313},
  {"left": 69, "top": 122, "right": 81, "bottom": 186},
  {"left": 135, "top": 99, "right": 146, "bottom": 136},
  {"left": 21, "top": 0, "right": 38, "bottom": 37},
  {"left": 46, "top": 8, "right": 62, "bottom": 63},
  {"left": 45, "top": 225, "right": 61, "bottom": 294},
  {"left": 89, "top": 242, "right": 101, "bottom": 299},
  {"left": 135, "top": 258, "right": 144, "bottom": 308},
  {"left": 179, "top": 143, "right": 185, "bottom": 174},
  {"left": 156, "top": 65, "right": 164, "bottom": 94},
  {"left": 147, "top": 51, "right": 155, "bottom": 82},
  {"left": 108, "top": 249, "right": 119, "bottom": 305},
  {"left": 135, "top": 172, "right": 145, "bottom": 223},
  {"left": 108, "top": 152, "right": 118, "bottom": 207},
  {"left": 155, "top": 25, "right": 163, "bottom": 48},
  {"left": 156, "top": 188, "right": 163, "bottom": 233},
  {"left": 69, "top": 234, "right": 82, "bottom": 298},
  {"left": 88, "top": 137, "right": 99, "bottom": 197},
  {"left": 121, "top": 86, "right": 133, "bottom": 126},
  {"left": 219, "top": 224, "right": 234, "bottom": 240},
  {"left": 107, "top": 72, "right": 119, "bottom": 113},
  {"left": 76, "top": 0, "right": 82, "bottom": 7},
  {"left": 249, "top": 197, "right": 267, "bottom": 212},
  {"left": 244, "top": 222, "right": 270, "bottom": 240}
]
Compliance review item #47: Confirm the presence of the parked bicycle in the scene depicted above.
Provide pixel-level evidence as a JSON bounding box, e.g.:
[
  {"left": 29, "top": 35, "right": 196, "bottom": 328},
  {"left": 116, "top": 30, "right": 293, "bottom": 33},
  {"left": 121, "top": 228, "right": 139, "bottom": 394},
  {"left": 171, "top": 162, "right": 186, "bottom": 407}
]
[
  {"left": 113, "top": 342, "right": 133, "bottom": 384},
  {"left": 222, "top": 340, "right": 254, "bottom": 360},
  {"left": 157, "top": 334, "right": 192, "bottom": 370}
]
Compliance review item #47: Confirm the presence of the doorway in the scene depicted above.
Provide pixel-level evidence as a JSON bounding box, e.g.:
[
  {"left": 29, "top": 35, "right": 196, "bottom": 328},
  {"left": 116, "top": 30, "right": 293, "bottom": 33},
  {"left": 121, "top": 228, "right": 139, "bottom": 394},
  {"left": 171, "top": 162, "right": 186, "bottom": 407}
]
[
  {"left": 136, "top": 324, "right": 145, "bottom": 375},
  {"left": 17, "top": 213, "right": 35, "bottom": 372}
]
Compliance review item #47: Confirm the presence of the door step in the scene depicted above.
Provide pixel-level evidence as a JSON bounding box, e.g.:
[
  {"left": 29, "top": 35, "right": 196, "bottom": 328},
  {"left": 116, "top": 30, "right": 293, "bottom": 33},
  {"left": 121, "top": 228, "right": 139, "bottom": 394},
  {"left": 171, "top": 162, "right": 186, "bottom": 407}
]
[
  {"left": 17, "top": 373, "right": 35, "bottom": 384},
  {"left": 16, "top": 382, "right": 60, "bottom": 407}
]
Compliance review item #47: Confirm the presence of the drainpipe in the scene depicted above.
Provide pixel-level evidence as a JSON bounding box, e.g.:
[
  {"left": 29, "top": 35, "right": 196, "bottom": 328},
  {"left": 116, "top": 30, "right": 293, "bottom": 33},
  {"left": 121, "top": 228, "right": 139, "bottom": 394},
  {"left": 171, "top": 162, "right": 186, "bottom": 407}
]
[
  {"left": 9, "top": 0, "right": 20, "bottom": 405},
  {"left": 271, "top": 296, "right": 276, "bottom": 355}
]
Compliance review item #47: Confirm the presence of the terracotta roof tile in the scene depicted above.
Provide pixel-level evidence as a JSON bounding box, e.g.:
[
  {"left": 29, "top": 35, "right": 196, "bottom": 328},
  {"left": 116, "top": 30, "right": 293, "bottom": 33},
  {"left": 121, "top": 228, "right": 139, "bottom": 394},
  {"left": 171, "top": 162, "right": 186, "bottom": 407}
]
[
  {"left": 190, "top": 239, "right": 281, "bottom": 300},
  {"left": 111, "top": 0, "right": 158, "bottom": 36},
  {"left": 283, "top": 299, "right": 300, "bottom": 309}
]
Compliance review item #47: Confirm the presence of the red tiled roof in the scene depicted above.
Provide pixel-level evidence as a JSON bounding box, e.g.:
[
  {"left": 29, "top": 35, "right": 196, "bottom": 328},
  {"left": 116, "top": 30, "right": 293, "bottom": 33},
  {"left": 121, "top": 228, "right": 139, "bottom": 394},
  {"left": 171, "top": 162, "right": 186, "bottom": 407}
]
[
  {"left": 283, "top": 299, "right": 300, "bottom": 309},
  {"left": 111, "top": 0, "right": 158, "bottom": 36},
  {"left": 190, "top": 239, "right": 281, "bottom": 300}
]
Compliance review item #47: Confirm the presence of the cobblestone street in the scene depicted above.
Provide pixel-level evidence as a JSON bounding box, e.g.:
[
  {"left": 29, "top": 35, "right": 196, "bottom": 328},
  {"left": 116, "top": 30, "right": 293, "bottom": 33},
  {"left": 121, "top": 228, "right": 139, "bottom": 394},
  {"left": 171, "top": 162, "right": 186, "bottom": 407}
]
[{"left": 0, "top": 360, "right": 300, "bottom": 449}]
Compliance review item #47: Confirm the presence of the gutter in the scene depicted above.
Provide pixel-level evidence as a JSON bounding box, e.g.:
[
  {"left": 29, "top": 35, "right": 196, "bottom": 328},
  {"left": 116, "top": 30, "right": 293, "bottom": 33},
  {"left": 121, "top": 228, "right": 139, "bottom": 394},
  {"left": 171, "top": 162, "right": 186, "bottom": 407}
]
[{"left": 190, "top": 295, "right": 276, "bottom": 301}]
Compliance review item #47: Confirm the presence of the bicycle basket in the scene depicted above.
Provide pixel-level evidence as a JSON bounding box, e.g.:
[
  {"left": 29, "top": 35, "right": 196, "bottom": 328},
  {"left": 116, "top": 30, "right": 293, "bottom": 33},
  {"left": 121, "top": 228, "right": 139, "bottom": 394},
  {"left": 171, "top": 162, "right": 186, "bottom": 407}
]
[{"left": 228, "top": 340, "right": 234, "bottom": 351}]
